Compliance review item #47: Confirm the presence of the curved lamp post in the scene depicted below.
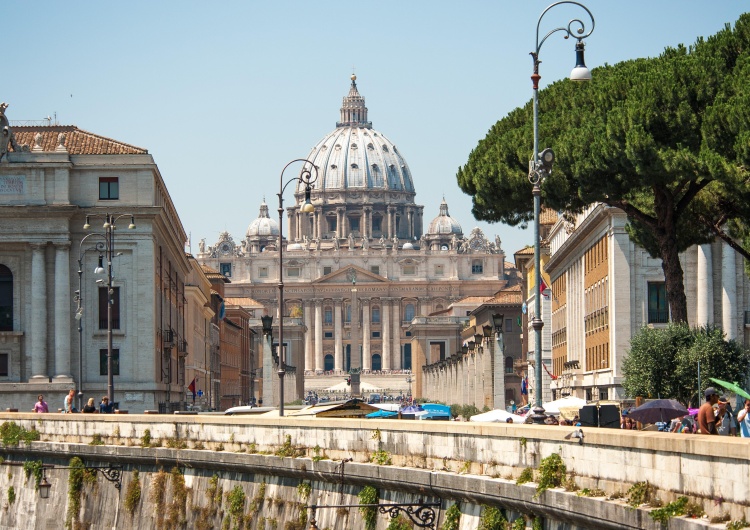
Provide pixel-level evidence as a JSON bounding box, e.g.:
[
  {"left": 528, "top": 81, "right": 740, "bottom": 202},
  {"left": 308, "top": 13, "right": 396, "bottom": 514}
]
[
  {"left": 529, "top": 1, "right": 594, "bottom": 423},
  {"left": 83, "top": 213, "right": 136, "bottom": 405},
  {"left": 277, "top": 159, "right": 318, "bottom": 416}
]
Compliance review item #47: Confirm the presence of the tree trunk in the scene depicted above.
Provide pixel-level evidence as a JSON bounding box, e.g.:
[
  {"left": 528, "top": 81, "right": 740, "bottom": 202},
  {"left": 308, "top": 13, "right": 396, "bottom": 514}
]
[{"left": 654, "top": 187, "right": 689, "bottom": 324}]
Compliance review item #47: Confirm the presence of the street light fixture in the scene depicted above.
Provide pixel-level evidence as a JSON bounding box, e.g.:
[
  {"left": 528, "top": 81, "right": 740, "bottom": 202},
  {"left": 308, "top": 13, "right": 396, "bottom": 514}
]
[
  {"left": 529, "top": 1, "right": 594, "bottom": 423},
  {"left": 83, "top": 213, "right": 136, "bottom": 405},
  {"left": 276, "top": 159, "right": 318, "bottom": 417}
]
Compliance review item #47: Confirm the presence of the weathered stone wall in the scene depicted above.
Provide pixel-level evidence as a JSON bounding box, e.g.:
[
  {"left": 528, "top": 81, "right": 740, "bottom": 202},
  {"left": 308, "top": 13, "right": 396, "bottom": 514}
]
[{"left": 0, "top": 413, "right": 746, "bottom": 529}]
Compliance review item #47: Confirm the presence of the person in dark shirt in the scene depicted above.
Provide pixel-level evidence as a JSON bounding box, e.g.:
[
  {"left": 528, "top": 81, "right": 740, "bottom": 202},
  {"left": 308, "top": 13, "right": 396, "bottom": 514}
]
[
  {"left": 99, "top": 396, "right": 114, "bottom": 414},
  {"left": 82, "top": 398, "right": 97, "bottom": 413}
]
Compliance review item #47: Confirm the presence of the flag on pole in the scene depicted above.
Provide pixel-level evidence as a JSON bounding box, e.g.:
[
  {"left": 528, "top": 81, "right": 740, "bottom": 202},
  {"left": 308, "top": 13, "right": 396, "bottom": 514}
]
[
  {"left": 188, "top": 378, "right": 196, "bottom": 399},
  {"left": 539, "top": 279, "right": 548, "bottom": 293}
]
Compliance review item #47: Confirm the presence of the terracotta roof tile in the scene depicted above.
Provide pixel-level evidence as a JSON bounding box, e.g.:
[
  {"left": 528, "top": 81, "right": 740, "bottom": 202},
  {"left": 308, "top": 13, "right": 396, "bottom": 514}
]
[
  {"left": 10, "top": 125, "right": 148, "bottom": 155},
  {"left": 540, "top": 208, "right": 558, "bottom": 225},
  {"left": 514, "top": 246, "right": 534, "bottom": 255},
  {"left": 485, "top": 289, "right": 522, "bottom": 304},
  {"left": 225, "top": 297, "right": 263, "bottom": 307}
]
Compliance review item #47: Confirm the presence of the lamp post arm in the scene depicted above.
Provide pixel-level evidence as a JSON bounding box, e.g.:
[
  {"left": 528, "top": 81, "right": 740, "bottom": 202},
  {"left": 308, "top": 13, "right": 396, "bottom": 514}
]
[{"left": 534, "top": 1, "right": 595, "bottom": 56}]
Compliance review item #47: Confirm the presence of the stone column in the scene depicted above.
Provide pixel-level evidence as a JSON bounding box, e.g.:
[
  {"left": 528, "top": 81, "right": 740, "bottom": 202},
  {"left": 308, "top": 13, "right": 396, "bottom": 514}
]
[
  {"left": 334, "top": 299, "right": 343, "bottom": 371},
  {"left": 392, "top": 299, "right": 401, "bottom": 370},
  {"left": 314, "top": 299, "right": 323, "bottom": 372},
  {"left": 363, "top": 206, "right": 372, "bottom": 240},
  {"left": 696, "top": 244, "right": 713, "bottom": 327},
  {"left": 387, "top": 207, "right": 395, "bottom": 238},
  {"left": 362, "top": 300, "right": 371, "bottom": 371},
  {"left": 722, "top": 241, "right": 737, "bottom": 340},
  {"left": 382, "top": 299, "right": 391, "bottom": 370},
  {"left": 288, "top": 210, "right": 296, "bottom": 242},
  {"left": 304, "top": 301, "right": 313, "bottom": 372},
  {"left": 336, "top": 208, "right": 345, "bottom": 239},
  {"left": 30, "top": 243, "right": 48, "bottom": 379},
  {"left": 53, "top": 242, "right": 72, "bottom": 380},
  {"left": 407, "top": 208, "right": 414, "bottom": 239}
]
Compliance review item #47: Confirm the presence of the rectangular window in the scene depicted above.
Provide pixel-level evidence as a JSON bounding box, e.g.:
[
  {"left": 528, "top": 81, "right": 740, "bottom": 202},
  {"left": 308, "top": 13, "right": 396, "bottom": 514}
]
[
  {"left": 99, "top": 349, "right": 120, "bottom": 376},
  {"left": 405, "top": 331, "right": 411, "bottom": 337},
  {"left": 647, "top": 282, "right": 668, "bottom": 323},
  {"left": 99, "top": 177, "right": 119, "bottom": 200},
  {"left": 434, "top": 264, "right": 444, "bottom": 276},
  {"left": 323, "top": 266, "right": 332, "bottom": 276},
  {"left": 258, "top": 267, "right": 268, "bottom": 278},
  {"left": 372, "top": 307, "right": 380, "bottom": 323},
  {"left": 287, "top": 267, "right": 300, "bottom": 277},
  {"left": 324, "top": 308, "right": 333, "bottom": 325},
  {"left": 324, "top": 331, "right": 333, "bottom": 339},
  {"left": 98, "top": 286, "right": 120, "bottom": 329},
  {"left": 370, "top": 266, "right": 380, "bottom": 275},
  {"left": 430, "top": 341, "right": 446, "bottom": 362},
  {"left": 505, "top": 318, "right": 513, "bottom": 332},
  {"left": 371, "top": 331, "right": 380, "bottom": 338},
  {"left": 328, "top": 218, "right": 337, "bottom": 232},
  {"left": 472, "top": 260, "right": 483, "bottom": 274},
  {"left": 402, "top": 265, "right": 416, "bottom": 275},
  {"left": 372, "top": 218, "right": 382, "bottom": 232},
  {"left": 349, "top": 218, "right": 360, "bottom": 232},
  {"left": 220, "top": 263, "right": 232, "bottom": 277},
  {"left": 0, "top": 353, "right": 7, "bottom": 376}
]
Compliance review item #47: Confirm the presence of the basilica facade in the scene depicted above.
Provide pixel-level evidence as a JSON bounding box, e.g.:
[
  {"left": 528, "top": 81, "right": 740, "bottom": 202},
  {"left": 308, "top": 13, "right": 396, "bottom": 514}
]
[{"left": 197, "top": 76, "right": 520, "bottom": 404}]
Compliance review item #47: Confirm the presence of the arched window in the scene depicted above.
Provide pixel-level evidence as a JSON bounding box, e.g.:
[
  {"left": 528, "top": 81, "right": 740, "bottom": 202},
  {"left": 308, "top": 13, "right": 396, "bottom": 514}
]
[
  {"left": 505, "top": 356, "right": 513, "bottom": 374},
  {"left": 371, "top": 353, "right": 382, "bottom": 371},
  {"left": 404, "top": 303, "right": 415, "bottom": 323},
  {"left": 371, "top": 306, "right": 380, "bottom": 324},
  {"left": 345, "top": 304, "right": 351, "bottom": 323},
  {"left": 324, "top": 354, "right": 334, "bottom": 372},
  {"left": 0, "top": 265, "right": 12, "bottom": 331}
]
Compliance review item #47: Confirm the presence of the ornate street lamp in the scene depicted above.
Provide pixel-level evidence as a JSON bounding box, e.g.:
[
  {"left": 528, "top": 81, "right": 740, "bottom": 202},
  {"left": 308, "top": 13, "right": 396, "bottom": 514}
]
[
  {"left": 528, "top": 1, "right": 594, "bottom": 423},
  {"left": 83, "top": 213, "right": 136, "bottom": 405},
  {"left": 276, "top": 159, "right": 318, "bottom": 416}
]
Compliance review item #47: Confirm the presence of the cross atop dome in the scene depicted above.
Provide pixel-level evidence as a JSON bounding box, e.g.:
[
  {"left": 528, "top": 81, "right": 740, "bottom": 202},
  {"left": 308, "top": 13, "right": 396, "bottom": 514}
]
[{"left": 337, "top": 74, "right": 371, "bottom": 128}]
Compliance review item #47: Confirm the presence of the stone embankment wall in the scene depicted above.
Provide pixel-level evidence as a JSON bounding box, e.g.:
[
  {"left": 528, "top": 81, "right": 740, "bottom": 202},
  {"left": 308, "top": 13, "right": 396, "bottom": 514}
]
[{"left": 0, "top": 413, "right": 746, "bottom": 529}]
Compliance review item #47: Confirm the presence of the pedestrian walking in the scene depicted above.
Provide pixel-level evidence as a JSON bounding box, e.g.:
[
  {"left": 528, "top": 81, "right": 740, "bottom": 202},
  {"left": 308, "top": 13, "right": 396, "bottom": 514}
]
[{"left": 32, "top": 394, "right": 48, "bottom": 413}]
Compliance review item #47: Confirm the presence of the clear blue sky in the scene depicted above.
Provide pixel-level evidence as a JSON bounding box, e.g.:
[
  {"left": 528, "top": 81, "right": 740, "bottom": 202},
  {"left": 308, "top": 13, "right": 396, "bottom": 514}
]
[{"left": 4, "top": 2, "right": 747, "bottom": 255}]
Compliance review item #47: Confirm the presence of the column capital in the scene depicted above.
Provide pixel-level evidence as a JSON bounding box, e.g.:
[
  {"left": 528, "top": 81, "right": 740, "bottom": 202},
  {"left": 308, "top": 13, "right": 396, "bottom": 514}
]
[
  {"left": 30, "top": 242, "right": 47, "bottom": 251},
  {"left": 333, "top": 298, "right": 344, "bottom": 305},
  {"left": 312, "top": 298, "right": 324, "bottom": 306},
  {"left": 361, "top": 298, "right": 370, "bottom": 306},
  {"left": 363, "top": 205, "right": 373, "bottom": 212},
  {"left": 53, "top": 241, "right": 72, "bottom": 249}
]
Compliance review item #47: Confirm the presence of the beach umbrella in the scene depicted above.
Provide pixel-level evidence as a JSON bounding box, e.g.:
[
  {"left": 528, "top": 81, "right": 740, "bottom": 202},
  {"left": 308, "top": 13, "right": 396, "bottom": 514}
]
[
  {"left": 365, "top": 409, "right": 398, "bottom": 419},
  {"left": 708, "top": 378, "right": 750, "bottom": 401},
  {"left": 626, "top": 399, "right": 688, "bottom": 425}
]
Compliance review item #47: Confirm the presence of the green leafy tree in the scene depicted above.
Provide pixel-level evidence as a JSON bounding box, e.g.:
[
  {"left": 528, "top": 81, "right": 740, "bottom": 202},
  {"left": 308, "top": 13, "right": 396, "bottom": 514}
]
[
  {"left": 622, "top": 324, "right": 750, "bottom": 405},
  {"left": 457, "top": 15, "right": 750, "bottom": 323}
]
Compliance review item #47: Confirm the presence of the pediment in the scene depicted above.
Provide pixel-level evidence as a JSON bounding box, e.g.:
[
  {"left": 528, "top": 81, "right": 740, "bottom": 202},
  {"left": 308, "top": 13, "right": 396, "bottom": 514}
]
[{"left": 312, "top": 265, "right": 387, "bottom": 284}]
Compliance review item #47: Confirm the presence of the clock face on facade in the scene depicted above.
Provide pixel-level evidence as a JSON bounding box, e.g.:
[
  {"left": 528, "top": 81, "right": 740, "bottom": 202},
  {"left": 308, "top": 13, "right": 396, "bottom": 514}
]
[
  {"left": 220, "top": 242, "right": 232, "bottom": 256},
  {"left": 469, "top": 238, "right": 483, "bottom": 251}
]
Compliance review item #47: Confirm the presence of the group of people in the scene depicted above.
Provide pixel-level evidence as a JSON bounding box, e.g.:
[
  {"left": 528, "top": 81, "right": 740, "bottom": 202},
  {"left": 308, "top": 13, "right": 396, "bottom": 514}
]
[
  {"left": 32, "top": 389, "right": 115, "bottom": 414},
  {"left": 697, "top": 387, "right": 750, "bottom": 436}
]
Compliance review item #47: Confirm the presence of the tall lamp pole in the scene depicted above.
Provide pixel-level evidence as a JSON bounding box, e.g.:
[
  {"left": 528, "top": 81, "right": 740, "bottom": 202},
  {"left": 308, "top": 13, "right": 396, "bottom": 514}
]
[
  {"left": 529, "top": 1, "right": 594, "bottom": 423},
  {"left": 84, "top": 213, "right": 136, "bottom": 405},
  {"left": 277, "top": 159, "right": 318, "bottom": 416}
]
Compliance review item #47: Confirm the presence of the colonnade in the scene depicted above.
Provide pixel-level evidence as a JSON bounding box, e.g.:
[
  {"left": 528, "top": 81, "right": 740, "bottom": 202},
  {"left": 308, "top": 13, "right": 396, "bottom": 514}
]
[
  {"left": 695, "top": 242, "right": 738, "bottom": 339},
  {"left": 29, "top": 242, "right": 72, "bottom": 380},
  {"left": 288, "top": 205, "right": 424, "bottom": 242},
  {"left": 303, "top": 297, "right": 411, "bottom": 374}
]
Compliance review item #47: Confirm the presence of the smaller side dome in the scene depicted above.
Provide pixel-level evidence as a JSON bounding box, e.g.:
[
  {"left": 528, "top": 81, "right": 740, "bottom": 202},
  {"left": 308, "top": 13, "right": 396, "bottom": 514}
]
[
  {"left": 246, "top": 200, "right": 280, "bottom": 237},
  {"left": 427, "top": 198, "right": 463, "bottom": 236}
]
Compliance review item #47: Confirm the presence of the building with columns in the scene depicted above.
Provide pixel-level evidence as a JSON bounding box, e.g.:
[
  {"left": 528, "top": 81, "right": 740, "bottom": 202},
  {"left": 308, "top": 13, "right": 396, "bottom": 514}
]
[
  {"left": 197, "top": 76, "right": 518, "bottom": 406},
  {"left": 0, "top": 106, "right": 195, "bottom": 412},
  {"left": 544, "top": 203, "right": 750, "bottom": 402}
]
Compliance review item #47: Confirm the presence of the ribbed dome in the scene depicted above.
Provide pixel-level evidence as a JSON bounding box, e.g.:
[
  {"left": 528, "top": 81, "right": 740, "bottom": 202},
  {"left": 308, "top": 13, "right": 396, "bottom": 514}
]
[
  {"left": 246, "top": 200, "right": 279, "bottom": 237},
  {"left": 296, "top": 75, "right": 415, "bottom": 195},
  {"left": 427, "top": 199, "right": 462, "bottom": 235}
]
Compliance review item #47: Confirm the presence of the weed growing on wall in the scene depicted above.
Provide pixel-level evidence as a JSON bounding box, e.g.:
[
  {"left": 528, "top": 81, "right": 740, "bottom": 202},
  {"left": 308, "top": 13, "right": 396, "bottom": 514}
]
[
  {"left": 649, "top": 496, "right": 704, "bottom": 524},
  {"left": 511, "top": 516, "right": 526, "bottom": 530},
  {"left": 0, "top": 422, "right": 40, "bottom": 446},
  {"left": 23, "top": 460, "right": 43, "bottom": 490},
  {"left": 140, "top": 429, "right": 152, "bottom": 448},
  {"left": 386, "top": 515, "right": 412, "bottom": 530},
  {"left": 478, "top": 505, "right": 506, "bottom": 529},
  {"left": 89, "top": 434, "right": 104, "bottom": 446},
  {"left": 516, "top": 467, "right": 534, "bottom": 485},
  {"left": 124, "top": 469, "right": 141, "bottom": 518},
  {"left": 149, "top": 469, "right": 168, "bottom": 528},
  {"left": 626, "top": 481, "right": 654, "bottom": 508},
  {"left": 442, "top": 503, "right": 461, "bottom": 530},
  {"left": 226, "top": 485, "right": 245, "bottom": 525},
  {"left": 536, "top": 453, "right": 566, "bottom": 497},
  {"left": 358, "top": 486, "right": 378, "bottom": 530},
  {"left": 165, "top": 467, "right": 188, "bottom": 527},
  {"left": 65, "top": 457, "right": 94, "bottom": 530},
  {"left": 370, "top": 450, "right": 392, "bottom": 466}
]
